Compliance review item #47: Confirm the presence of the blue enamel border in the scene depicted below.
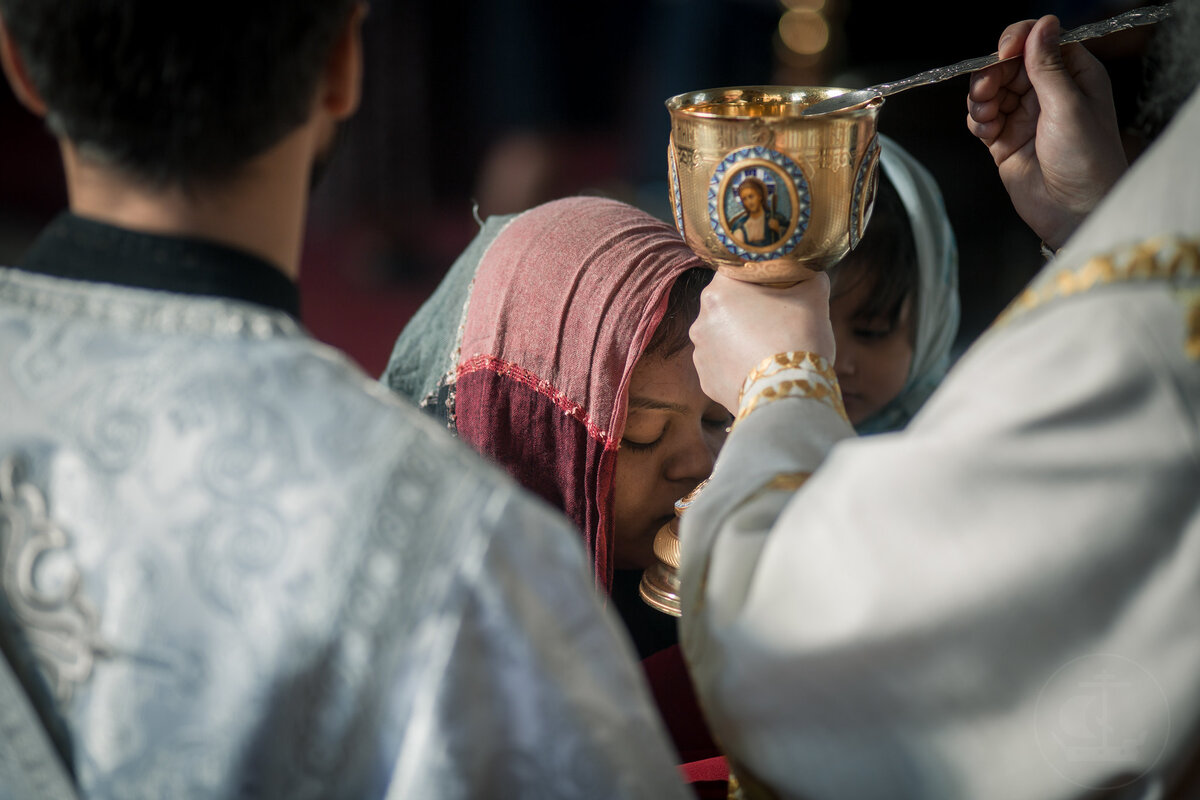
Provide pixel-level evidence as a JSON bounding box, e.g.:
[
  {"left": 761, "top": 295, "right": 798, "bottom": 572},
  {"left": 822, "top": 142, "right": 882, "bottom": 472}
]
[
  {"left": 849, "top": 135, "right": 880, "bottom": 250},
  {"left": 669, "top": 145, "right": 685, "bottom": 237},
  {"left": 707, "top": 145, "right": 810, "bottom": 261}
]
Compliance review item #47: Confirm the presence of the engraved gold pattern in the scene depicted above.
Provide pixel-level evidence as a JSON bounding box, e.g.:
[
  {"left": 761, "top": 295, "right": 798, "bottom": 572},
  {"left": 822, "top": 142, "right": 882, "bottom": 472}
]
[
  {"left": 667, "top": 87, "right": 880, "bottom": 278},
  {"left": 651, "top": 518, "right": 681, "bottom": 570},
  {"left": 996, "top": 236, "right": 1200, "bottom": 328}
]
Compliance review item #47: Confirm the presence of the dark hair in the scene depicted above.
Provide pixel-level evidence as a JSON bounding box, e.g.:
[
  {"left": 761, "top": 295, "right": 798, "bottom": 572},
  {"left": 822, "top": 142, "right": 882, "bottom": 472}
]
[
  {"left": 646, "top": 266, "right": 712, "bottom": 358},
  {"left": 0, "top": 0, "right": 357, "bottom": 185},
  {"left": 831, "top": 169, "right": 917, "bottom": 339}
]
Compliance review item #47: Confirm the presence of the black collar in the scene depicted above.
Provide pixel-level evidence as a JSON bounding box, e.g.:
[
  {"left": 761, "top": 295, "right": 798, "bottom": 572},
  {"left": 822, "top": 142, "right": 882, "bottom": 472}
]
[{"left": 16, "top": 213, "right": 300, "bottom": 320}]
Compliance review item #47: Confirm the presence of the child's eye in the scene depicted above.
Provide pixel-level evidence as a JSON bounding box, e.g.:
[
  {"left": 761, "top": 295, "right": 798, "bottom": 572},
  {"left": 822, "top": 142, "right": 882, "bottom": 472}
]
[
  {"left": 852, "top": 317, "right": 893, "bottom": 341},
  {"left": 702, "top": 414, "right": 734, "bottom": 432},
  {"left": 854, "top": 327, "right": 892, "bottom": 340}
]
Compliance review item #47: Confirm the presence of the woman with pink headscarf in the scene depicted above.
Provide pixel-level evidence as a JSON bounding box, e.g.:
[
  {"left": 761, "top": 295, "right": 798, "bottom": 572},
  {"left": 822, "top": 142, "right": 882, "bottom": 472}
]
[{"left": 383, "top": 197, "right": 730, "bottom": 794}]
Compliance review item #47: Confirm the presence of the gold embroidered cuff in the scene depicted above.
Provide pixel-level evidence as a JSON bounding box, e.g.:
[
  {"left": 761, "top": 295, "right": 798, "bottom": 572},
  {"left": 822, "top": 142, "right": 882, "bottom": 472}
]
[
  {"left": 733, "top": 351, "right": 847, "bottom": 429},
  {"left": 739, "top": 351, "right": 837, "bottom": 401}
]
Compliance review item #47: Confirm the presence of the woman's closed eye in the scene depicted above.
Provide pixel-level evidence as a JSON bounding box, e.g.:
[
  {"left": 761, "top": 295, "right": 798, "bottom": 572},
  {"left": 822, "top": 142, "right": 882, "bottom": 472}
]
[
  {"left": 621, "top": 431, "right": 665, "bottom": 453},
  {"left": 622, "top": 404, "right": 675, "bottom": 452}
]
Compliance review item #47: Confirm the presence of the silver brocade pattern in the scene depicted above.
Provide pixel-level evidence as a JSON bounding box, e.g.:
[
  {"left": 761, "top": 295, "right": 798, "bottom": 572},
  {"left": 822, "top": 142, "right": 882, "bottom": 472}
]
[{"left": 0, "top": 268, "right": 687, "bottom": 799}]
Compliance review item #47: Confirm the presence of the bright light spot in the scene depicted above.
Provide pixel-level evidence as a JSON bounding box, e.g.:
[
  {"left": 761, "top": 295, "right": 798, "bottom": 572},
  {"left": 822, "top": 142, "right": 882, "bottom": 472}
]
[{"left": 779, "top": 9, "right": 830, "bottom": 56}]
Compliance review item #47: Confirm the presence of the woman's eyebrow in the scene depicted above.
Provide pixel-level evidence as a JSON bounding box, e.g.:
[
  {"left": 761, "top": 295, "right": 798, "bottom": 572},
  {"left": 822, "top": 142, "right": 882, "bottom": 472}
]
[{"left": 628, "top": 396, "right": 689, "bottom": 414}]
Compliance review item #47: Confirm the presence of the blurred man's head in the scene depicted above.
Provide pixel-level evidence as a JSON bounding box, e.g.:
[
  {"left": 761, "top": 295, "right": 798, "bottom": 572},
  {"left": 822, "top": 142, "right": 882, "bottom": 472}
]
[
  {"left": 1138, "top": 0, "right": 1200, "bottom": 139},
  {"left": 0, "top": 0, "right": 359, "bottom": 187}
]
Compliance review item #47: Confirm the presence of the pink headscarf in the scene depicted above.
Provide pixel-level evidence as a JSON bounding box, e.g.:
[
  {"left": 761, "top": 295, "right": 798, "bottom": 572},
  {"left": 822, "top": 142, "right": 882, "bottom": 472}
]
[{"left": 453, "top": 197, "right": 705, "bottom": 591}]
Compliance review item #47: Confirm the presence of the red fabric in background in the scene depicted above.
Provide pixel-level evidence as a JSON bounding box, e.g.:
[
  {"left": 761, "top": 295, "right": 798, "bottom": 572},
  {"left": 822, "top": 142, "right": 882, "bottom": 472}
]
[{"left": 642, "top": 645, "right": 720, "bottom": 764}]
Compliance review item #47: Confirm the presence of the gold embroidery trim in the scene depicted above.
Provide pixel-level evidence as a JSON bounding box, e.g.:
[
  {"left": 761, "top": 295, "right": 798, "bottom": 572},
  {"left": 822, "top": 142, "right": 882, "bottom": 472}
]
[
  {"left": 740, "top": 351, "right": 837, "bottom": 402},
  {"left": 761, "top": 472, "right": 811, "bottom": 493},
  {"left": 1180, "top": 289, "right": 1200, "bottom": 361},
  {"left": 734, "top": 351, "right": 847, "bottom": 429},
  {"left": 736, "top": 378, "right": 848, "bottom": 427},
  {"left": 995, "top": 235, "right": 1200, "bottom": 328}
]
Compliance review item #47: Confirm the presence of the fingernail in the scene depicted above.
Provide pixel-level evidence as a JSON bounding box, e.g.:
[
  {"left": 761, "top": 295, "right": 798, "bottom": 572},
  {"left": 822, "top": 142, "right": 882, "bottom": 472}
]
[{"left": 999, "top": 32, "right": 1012, "bottom": 51}]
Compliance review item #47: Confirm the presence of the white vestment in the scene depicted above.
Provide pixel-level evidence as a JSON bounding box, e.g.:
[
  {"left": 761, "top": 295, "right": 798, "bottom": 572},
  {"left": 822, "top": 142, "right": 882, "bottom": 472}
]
[
  {"left": 0, "top": 217, "right": 689, "bottom": 799},
  {"left": 680, "top": 89, "right": 1200, "bottom": 799}
]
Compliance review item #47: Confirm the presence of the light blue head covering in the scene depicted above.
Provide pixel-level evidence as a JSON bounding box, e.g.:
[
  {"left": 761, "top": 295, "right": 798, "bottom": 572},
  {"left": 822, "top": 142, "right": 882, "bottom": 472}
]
[{"left": 854, "top": 135, "right": 960, "bottom": 435}]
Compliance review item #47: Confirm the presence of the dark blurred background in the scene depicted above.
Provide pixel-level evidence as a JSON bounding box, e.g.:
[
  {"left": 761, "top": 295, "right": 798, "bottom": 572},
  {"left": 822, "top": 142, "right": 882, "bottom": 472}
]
[{"left": 0, "top": 0, "right": 1165, "bottom": 377}]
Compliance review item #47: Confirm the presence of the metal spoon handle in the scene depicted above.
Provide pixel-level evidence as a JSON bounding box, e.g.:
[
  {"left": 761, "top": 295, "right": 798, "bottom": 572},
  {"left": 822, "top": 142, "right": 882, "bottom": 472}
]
[{"left": 867, "top": 3, "right": 1174, "bottom": 98}]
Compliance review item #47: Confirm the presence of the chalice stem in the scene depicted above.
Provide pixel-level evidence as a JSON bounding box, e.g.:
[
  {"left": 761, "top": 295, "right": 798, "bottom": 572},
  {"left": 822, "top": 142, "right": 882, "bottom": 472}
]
[{"left": 639, "top": 480, "right": 707, "bottom": 617}]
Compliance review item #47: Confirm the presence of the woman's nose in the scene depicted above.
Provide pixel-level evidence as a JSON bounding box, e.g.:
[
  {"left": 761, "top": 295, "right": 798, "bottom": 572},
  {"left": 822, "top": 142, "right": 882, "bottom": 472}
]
[{"left": 666, "top": 431, "right": 717, "bottom": 483}]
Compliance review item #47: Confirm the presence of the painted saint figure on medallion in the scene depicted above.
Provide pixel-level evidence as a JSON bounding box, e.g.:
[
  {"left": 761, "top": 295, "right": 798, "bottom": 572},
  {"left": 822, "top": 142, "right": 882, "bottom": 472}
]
[
  {"left": 728, "top": 174, "right": 789, "bottom": 247},
  {"left": 708, "top": 148, "right": 809, "bottom": 262}
]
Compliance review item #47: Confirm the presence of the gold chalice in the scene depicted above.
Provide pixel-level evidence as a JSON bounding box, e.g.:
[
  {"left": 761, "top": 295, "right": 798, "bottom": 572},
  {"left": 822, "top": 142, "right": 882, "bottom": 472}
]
[
  {"left": 639, "top": 482, "right": 701, "bottom": 617},
  {"left": 667, "top": 85, "right": 882, "bottom": 283},
  {"left": 641, "top": 86, "right": 882, "bottom": 616}
]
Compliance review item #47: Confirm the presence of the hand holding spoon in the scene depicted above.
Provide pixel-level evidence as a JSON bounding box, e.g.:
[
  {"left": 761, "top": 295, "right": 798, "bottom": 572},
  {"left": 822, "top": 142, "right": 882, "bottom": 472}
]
[{"left": 801, "top": 4, "right": 1173, "bottom": 117}]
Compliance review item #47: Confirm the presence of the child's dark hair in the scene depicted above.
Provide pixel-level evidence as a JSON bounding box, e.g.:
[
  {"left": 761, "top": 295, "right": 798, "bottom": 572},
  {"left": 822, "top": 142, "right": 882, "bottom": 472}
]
[
  {"left": 832, "top": 169, "right": 918, "bottom": 338},
  {"left": 645, "top": 267, "right": 713, "bottom": 358}
]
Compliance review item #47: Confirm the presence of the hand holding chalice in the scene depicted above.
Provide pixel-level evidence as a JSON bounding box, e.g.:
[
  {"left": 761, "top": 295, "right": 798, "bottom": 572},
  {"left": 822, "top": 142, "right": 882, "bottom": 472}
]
[{"left": 641, "top": 86, "right": 881, "bottom": 616}]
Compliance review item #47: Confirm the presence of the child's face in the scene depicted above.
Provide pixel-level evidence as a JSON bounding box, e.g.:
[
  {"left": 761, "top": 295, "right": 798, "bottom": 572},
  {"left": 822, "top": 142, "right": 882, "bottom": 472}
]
[
  {"left": 612, "top": 344, "right": 730, "bottom": 569},
  {"left": 830, "top": 271, "right": 914, "bottom": 426}
]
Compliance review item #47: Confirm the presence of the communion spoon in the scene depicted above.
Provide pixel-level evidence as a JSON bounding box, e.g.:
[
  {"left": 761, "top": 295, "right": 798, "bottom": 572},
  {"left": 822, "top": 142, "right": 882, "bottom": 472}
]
[{"left": 800, "top": 4, "right": 1173, "bottom": 117}]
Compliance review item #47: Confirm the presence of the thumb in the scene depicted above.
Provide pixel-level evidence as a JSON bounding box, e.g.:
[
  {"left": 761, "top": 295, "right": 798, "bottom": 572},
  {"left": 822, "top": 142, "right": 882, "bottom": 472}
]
[{"left": 1024, "top": 15, "right": 1078, "bottom": 104}]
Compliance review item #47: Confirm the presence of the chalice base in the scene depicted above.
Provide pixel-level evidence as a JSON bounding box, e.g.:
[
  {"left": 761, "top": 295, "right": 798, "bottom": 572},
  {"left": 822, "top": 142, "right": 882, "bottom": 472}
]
[{"left": 639, "top": 558, "right": 682, "bottom": 617}]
